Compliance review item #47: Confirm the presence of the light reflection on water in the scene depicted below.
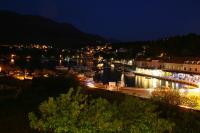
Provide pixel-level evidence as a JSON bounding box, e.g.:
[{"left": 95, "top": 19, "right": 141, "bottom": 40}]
[
  {"left": 94, "top": 69, "right": 191, "bottom": 89},
  {"left": 134, "top": 75, "right": 185, "bottom": 89}
]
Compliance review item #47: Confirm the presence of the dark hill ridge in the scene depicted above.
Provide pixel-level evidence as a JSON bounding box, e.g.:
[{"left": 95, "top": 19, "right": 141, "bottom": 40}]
[
  {"left": 112, "top": 33, "right": 200, "bottom": 57},
  {"left": 0, "top": 11, "right": 105, "bottom": 48}
]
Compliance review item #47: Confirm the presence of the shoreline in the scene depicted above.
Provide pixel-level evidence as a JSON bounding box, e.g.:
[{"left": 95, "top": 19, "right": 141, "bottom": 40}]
[{"left": 133, "top": 72, "right": 199, "bottom": 88}]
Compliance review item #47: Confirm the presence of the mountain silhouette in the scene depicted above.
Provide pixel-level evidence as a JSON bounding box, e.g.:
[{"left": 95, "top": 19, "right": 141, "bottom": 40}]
[{"left": 0, "top": 11, "right": 105, "bottom": 48}]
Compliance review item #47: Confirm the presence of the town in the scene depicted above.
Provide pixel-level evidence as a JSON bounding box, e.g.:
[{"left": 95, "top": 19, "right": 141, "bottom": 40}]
[{"left": 1, "top": 1, "right": 200, "bottom": 132}]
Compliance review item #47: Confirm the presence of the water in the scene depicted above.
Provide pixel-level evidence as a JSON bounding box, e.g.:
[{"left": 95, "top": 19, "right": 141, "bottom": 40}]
[
  {"left": 94, "top": 68, "right": 121, "bottom": 84},
  {"left": 94, "top": 68, "right": 193, "bottom": 89},
  {"left": 134, "top": 75, "right": 185, "bottom": 89}
]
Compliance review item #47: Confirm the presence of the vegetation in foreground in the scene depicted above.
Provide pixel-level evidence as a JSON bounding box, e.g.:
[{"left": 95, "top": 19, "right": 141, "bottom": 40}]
[
  {"left": 151, "top": 87, "right": 200, "bottom": 110},
  {"left": 0, "top": 75, "right": 80, "bottom": 133},
  {"left": 29, "top": 88, "right": 174, "bottom": 133},
  {"left": 151, "top": 87, "right": 200, "bottom": 133},
  {"left": 1, "top": 76, "right": 200, "bottom": 133}
]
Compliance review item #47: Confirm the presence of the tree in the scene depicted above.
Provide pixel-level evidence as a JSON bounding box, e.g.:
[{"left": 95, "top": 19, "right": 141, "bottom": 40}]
[
  {"left": 151, "top": 87, "right": 200, "bottom": 109},
  {"left": 118, "top": 96, "right": 174, "bottom": 133},
  {"left": 151, "top": 87, "right": 181, "bottom": 106},
  {"left": 29, "top": 88, "right": 122, "bottom": 133},
  {"left": 29, "top": 88, "right": 174, "bottom": 133},
  {"left": 151, "top": 87, "right": 200, "bottom": 133}
]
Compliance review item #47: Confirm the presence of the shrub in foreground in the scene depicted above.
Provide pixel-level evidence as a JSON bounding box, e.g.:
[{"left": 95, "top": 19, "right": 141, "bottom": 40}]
[
  {"left": 151, "top": 87, "right": 200, "bottom": 109},
  {"left": 29, "top": 88, "right": 174, "bottom": 133}
]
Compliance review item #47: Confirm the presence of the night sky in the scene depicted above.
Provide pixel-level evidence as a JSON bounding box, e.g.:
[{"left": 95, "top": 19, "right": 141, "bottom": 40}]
[{"left": 0, "top": 0, "right": 200, "bottom": 41}]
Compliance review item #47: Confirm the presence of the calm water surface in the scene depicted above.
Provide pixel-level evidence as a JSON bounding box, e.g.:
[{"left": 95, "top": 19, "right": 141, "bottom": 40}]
[{"left": 94, "top": 68, "right": 192, "bottom": 89}]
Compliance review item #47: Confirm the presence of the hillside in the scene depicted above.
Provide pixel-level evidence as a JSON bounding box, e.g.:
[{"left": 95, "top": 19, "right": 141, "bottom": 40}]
[
  {"left": 0, "top": 11, "right": 105, "bottom": 48},
  {"left": 113, "top": 33, "right": 200, "bottom": 57}
]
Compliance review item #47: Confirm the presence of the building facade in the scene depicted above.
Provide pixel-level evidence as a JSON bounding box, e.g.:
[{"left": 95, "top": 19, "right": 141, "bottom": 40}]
[{"left": 134, "top": 59, "right": 200, "bottom": 74}]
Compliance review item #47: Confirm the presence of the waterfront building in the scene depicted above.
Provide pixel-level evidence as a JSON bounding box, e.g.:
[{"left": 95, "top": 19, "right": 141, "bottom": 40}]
[
  {"left": 134, "top": 57, "right": 200, "bottom": 74},
  {"left": 134, "top": 59, "right": 163, "bottom": 69},
  {"left": 134, "top": 57, "right": 200, "bottom": 86}
]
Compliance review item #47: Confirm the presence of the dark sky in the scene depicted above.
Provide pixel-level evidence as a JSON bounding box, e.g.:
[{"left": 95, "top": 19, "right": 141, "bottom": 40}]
[{"left": 0, "top": 0, "right": 200, "bottom": 41}]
